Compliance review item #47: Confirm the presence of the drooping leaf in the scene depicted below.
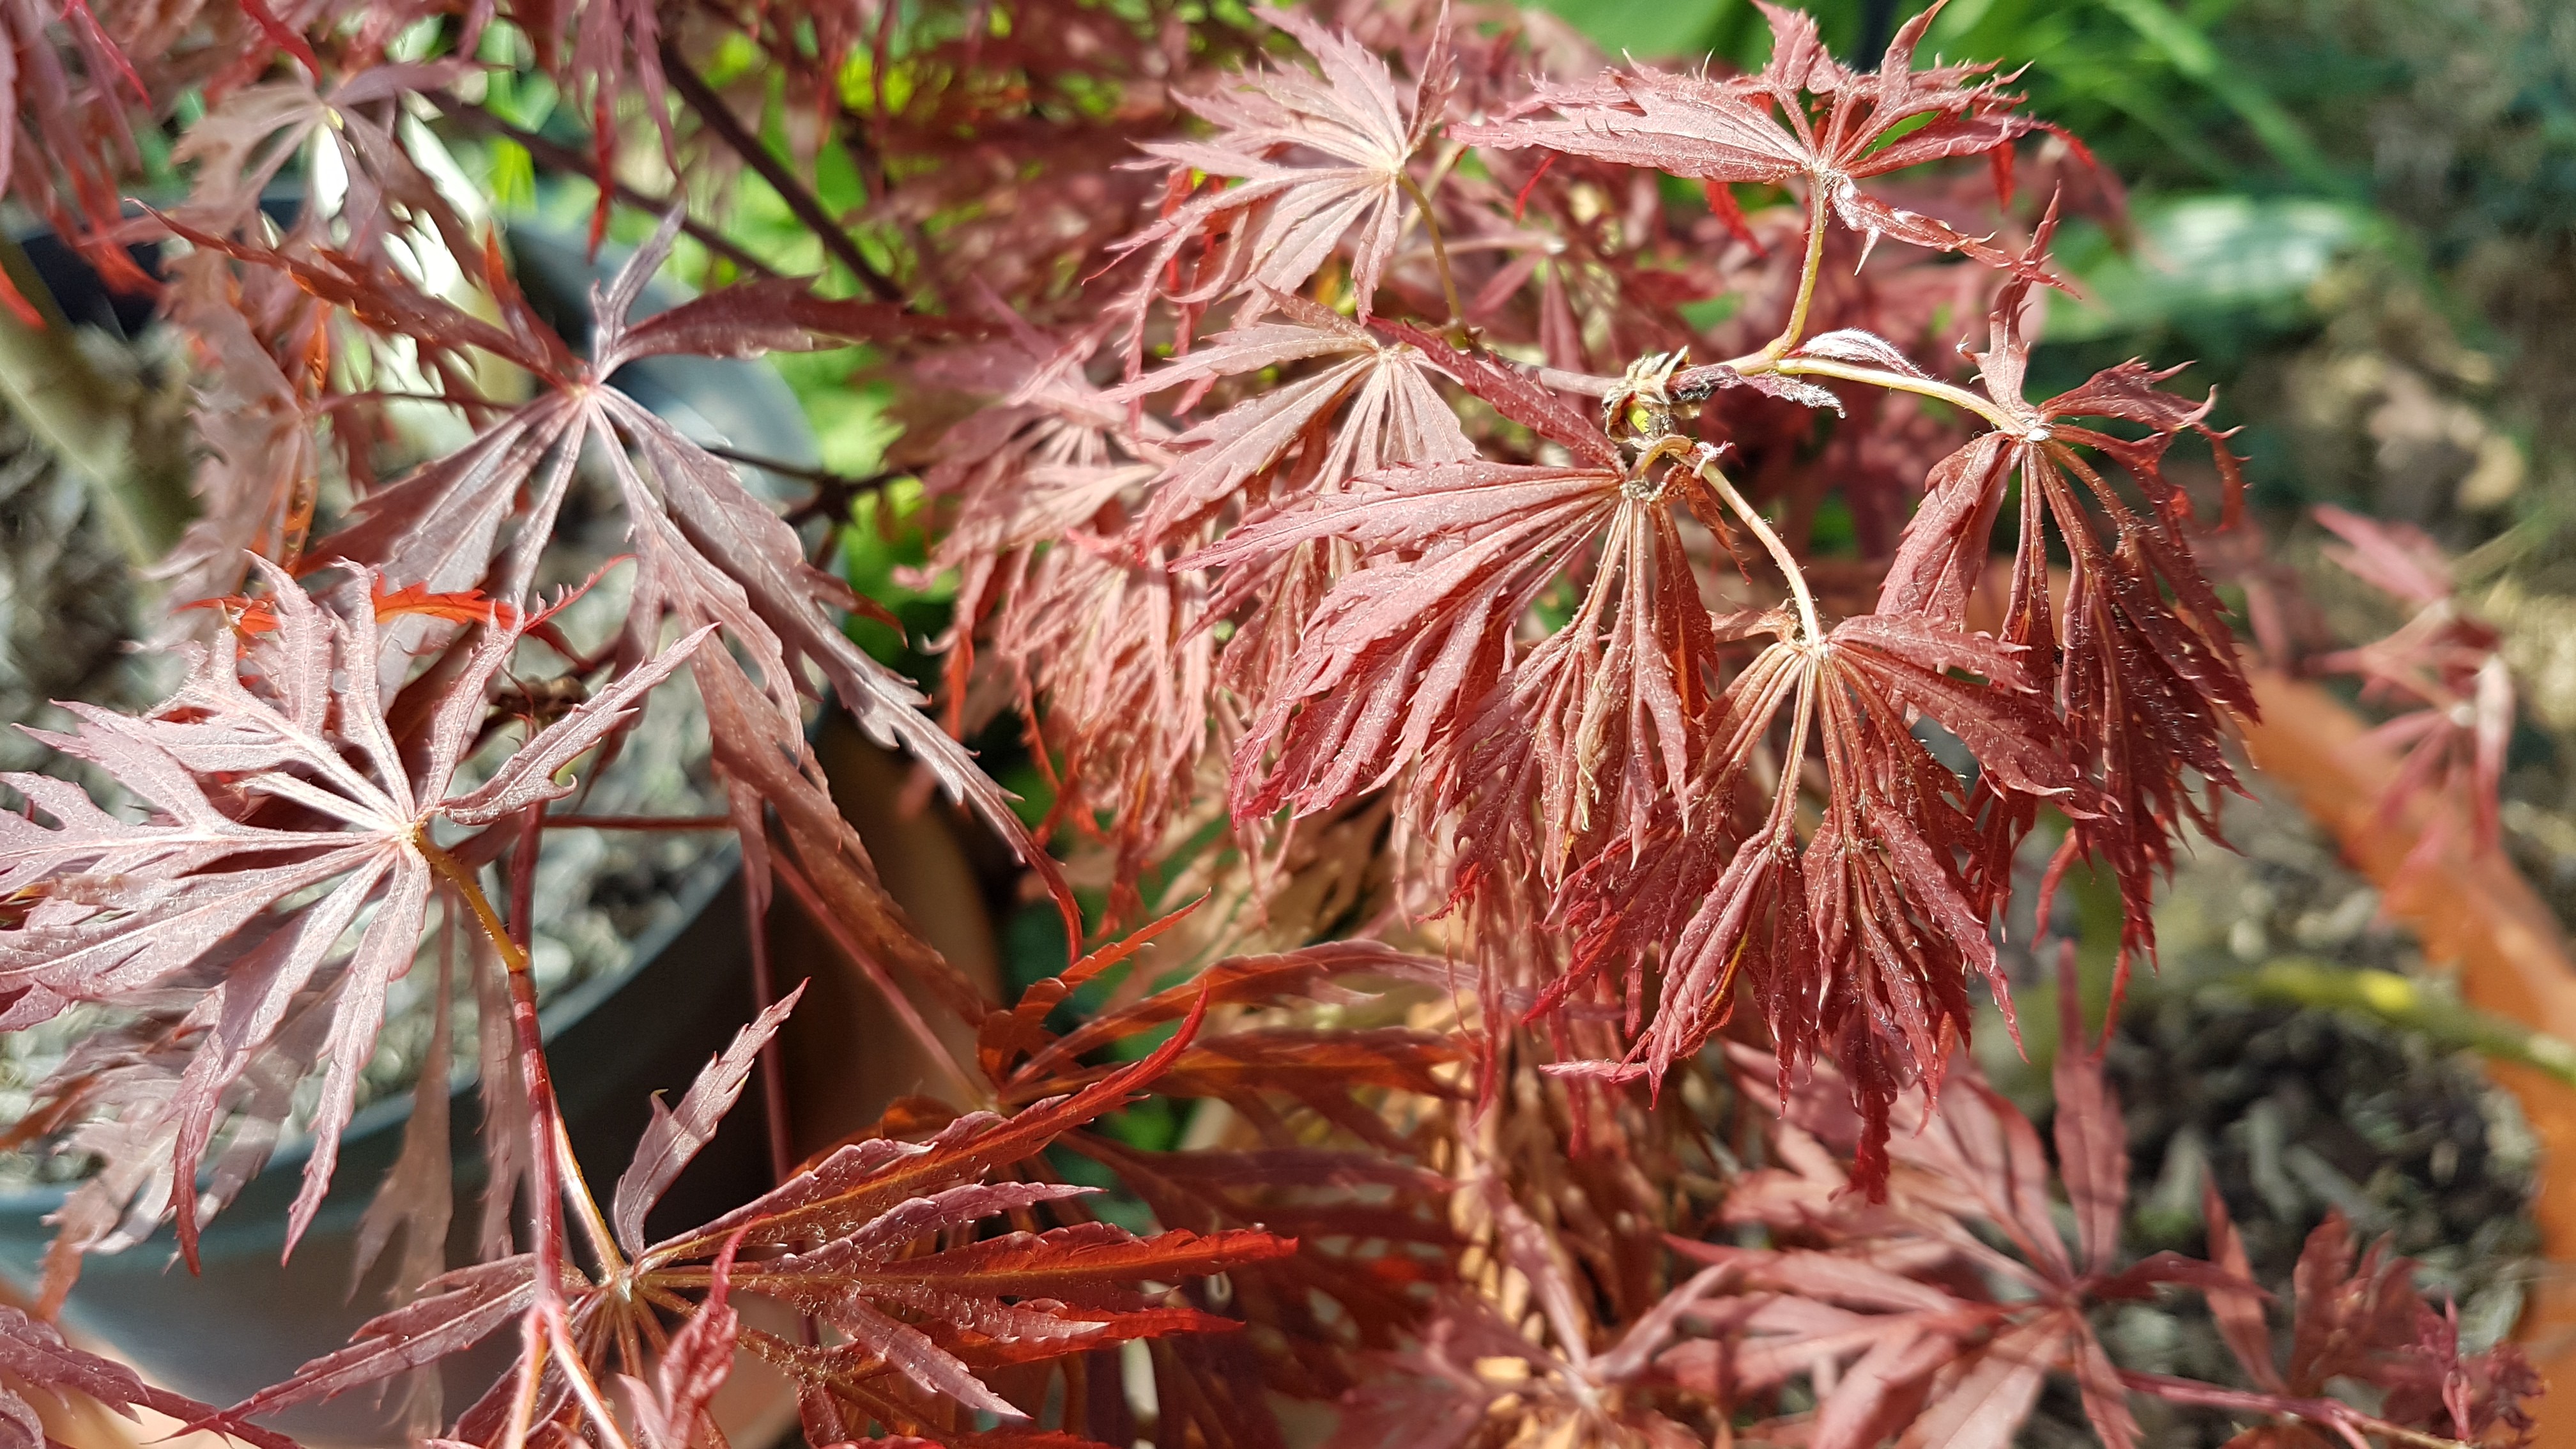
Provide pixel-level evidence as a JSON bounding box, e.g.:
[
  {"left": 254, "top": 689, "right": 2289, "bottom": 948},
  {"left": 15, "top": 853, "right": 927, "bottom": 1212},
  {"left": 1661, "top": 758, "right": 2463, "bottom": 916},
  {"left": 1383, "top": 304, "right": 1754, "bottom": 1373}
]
[
  {"left": 611, "top": 981, "right": 806, "bottom": 1256},
  {"left": 2049, "top": 947, "right": 2126, "bottom": 1276},
  {"left": 226, "top": 1257, "right": 548, "bottom": 1422}
]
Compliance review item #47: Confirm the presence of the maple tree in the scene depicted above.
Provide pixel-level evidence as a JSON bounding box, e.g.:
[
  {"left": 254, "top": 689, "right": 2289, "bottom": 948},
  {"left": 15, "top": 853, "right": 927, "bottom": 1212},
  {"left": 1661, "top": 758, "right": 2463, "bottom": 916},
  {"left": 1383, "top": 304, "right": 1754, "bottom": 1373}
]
[{"left": 0, "top": 0, "right": 2542, "bottom": 1446}]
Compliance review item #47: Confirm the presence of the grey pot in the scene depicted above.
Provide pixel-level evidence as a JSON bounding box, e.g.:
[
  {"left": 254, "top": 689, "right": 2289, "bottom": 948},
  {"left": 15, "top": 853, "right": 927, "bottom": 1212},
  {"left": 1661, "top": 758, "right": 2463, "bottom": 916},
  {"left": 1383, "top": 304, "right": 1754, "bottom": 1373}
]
[
  {"left": 0, "top": 213, "right": 822, "bottom": 1446},
  {"left": 0, "top": 852, "right": 772, "bottom": 1446}
]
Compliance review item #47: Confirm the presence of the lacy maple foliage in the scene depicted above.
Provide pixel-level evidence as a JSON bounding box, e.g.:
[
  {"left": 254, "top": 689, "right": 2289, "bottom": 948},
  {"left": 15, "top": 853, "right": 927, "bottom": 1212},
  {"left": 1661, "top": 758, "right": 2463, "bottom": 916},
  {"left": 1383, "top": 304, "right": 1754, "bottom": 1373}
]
[
  {"left": 0, "top": 1, "right": 2541, "bottom": 1447},
  {"left": 2306, "top": 506, "right": 2516, "bottom": 863}
]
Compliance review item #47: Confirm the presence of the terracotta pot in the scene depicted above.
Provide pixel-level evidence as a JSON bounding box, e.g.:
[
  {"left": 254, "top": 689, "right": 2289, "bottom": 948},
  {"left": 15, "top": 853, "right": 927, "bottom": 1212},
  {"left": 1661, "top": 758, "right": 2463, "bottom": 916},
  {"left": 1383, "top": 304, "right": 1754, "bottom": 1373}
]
[
  {"left": 708, "top": 716, "right": 1012, "bottom": 1449},
  {"left": 2237, "top": 666, "right": 2576, "bottom": 1436},
  {"left": 770, "top": 714, "right": 1007, "bottom": 1158}
]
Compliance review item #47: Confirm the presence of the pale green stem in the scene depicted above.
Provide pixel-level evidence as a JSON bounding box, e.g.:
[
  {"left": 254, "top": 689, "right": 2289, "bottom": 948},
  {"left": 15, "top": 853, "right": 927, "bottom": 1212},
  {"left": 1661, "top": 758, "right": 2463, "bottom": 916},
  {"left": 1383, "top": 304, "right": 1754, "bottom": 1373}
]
[
  {"left": 1772, "top": 356, "right": 2026, "bottom": 433},
  {"left": 1695, "top": 450, "right": 1822, "bottom": 645},
  {"left": 1707, "top": 176, "right": 1832, "bottom": 375},
  {"left": 1401, "top": 172, "right": 1469, "bottom": 328},
  {"left": 1772, "top": 178, "right": 1832, "bottom": 359}
]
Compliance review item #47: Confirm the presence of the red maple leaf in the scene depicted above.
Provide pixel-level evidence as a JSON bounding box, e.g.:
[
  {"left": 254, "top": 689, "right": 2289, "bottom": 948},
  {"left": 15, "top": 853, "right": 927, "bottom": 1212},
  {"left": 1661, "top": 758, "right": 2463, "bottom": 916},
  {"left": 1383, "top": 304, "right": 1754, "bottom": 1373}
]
[
  {"left": 0, "top": 562, "right": 707, "bottom": 1264},
  {"left": 2310, "top": 505, "right": 2515, "bottom": 859},
  {"left": 219, "top": 990, "right": 1294, "bottom": 1449},
  {"left": 1457, "top": 2, "right": 2062, "bottom": 277},
  {"left": 1106, "top": 8, "right": 1453, "bottom": 358}
]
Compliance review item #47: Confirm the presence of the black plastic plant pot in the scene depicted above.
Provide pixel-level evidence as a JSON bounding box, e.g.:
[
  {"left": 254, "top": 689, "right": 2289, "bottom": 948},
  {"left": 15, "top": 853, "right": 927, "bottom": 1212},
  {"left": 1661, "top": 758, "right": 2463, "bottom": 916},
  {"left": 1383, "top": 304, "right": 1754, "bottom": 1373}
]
[
  {"left": 0, "top": 210, "right": 823, "bottom": 1445},
  {"left": 0, "top": 853, "right": 776, "bottom": 1446}
]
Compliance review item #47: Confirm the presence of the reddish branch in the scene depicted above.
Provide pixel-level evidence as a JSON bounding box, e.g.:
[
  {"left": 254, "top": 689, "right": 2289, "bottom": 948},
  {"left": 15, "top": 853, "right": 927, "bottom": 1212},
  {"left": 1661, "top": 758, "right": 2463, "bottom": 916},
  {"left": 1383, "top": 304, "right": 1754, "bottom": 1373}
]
[{"left": 656, "top": 43, "right": 903, "bottom": 303}]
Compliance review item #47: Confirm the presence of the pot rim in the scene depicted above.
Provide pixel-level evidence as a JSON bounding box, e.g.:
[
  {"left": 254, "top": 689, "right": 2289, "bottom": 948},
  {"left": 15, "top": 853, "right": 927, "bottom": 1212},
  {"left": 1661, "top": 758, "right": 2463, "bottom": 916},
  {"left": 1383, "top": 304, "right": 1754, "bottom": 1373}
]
[{"left": 0, "top": 842, "right": 744, "bottom": 1224}]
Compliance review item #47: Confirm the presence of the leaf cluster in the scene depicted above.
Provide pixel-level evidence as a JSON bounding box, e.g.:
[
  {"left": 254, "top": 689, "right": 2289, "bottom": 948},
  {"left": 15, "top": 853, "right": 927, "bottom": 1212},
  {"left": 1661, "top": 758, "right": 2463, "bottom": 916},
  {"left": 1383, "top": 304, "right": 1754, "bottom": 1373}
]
[{"left": 0, "top": 2, "right": 2536, "bottom": 1448}]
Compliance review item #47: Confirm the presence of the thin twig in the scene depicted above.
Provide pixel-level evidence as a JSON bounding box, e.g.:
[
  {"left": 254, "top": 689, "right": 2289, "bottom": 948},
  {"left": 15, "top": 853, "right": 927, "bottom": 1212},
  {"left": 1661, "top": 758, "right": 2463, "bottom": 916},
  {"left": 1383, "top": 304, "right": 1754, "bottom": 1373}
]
[
  {"left": 1770, "top": 355, "right": 2023, "bottom": 433},
  {"left": 700, "top": 442, "right": 903, "bottom": 522},
  {"left": 2120, "top": 1370, "right": 2476, "bottom": 1449},
  {"left": 1683, "top": 177, "right": 2025, "bottom": 431},
  {"left": 744, "top": 27, "right": 894, "bottom": 203},
  {"left": 1513, "top": 343, "right": 2021, "bottom": 438},
  {"left": 427, "top": 94, "right": 781, "bottom": 281},
  {"left": 1769, "top": 178, "right": 1832, "bottom": 360},
  {"left": 657, "top": 45, "right": 904, "bottom": 302},
  {"left": 1400, "top": 173, "right": 1468, "bottom": 329},
  {"left": 1696, "top": 448, "right": 1822, "bottom": 644},
  {"left": 1703, "top": 176, "right": 1828, "bottom": 376}
]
